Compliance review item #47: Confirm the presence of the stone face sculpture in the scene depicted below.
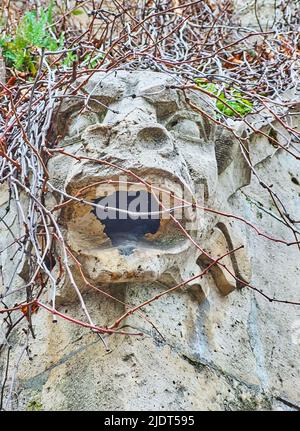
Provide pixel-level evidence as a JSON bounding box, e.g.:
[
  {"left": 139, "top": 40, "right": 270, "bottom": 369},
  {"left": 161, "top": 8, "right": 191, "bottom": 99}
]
[
  {"left": 47, "top": 70, "right": 251, "bottom": 301},
  {"left": 1, "top": 70, "right": 299, "bottom": 412}
]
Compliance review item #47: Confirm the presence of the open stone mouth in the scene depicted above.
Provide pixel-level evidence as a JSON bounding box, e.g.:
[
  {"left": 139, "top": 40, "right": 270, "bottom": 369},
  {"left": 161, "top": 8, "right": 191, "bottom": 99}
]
[{"left": 92, "top": 190, "right": 185, "bottom": 256}]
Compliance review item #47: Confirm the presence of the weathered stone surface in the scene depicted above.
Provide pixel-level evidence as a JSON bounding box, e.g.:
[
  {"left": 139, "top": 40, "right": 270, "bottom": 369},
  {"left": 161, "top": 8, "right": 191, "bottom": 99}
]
[
  {"left": 233, "top": 0, "right": 297, "bottom": 30},
  {"left": 0, "top": 70, "right": 299, "bottom": 411}
]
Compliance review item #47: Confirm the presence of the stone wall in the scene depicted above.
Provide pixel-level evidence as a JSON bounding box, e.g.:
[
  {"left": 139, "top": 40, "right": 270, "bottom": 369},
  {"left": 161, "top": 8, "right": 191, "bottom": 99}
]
[
  {"left": 0, "top": 73, "right": 299, "bottom": 411},
  {"left": 0, "top": 0, "right": 299, "bottom": 412}
]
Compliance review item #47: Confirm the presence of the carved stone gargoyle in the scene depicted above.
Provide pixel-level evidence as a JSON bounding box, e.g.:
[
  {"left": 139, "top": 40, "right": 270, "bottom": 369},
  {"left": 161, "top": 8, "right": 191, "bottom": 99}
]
[{"left": 9, "top": 70, "right": 252, "bottom": 302}]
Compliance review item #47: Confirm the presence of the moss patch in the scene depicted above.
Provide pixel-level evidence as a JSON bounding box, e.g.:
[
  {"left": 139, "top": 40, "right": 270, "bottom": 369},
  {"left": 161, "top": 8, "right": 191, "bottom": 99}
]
[{"left": 26, "top": 400, "right": 43, "bottom": 411}]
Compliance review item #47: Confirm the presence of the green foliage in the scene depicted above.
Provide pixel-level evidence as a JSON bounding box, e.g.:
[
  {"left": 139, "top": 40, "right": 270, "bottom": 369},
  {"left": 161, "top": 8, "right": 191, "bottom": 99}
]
[
  {"left": 63, "top": 51, "right": 104, "bottom": 69},
  {"left": 83, "top": 53, "right": 104, "bottom": 69},
  {"left": 194, "top": 78, "right": 253, "bottom": 118},
  {"left": 62, "top": 51, "right": 78, "bottom": 67},
  {"left": 26, "top": 400, "right": 43, "bottom": 411},
  {"left": 0, "top": 1, "right": 62, "bottom": 75},
  {"left": 71, "top": 9, "right": 85, "bottom": 16}
]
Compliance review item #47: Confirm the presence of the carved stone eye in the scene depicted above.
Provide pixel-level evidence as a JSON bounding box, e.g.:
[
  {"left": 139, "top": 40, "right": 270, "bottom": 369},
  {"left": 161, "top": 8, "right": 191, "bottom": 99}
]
[
  {"left": 171, "top": 119, "right": 200, "bottom": 139},
  {"left": 166, "top": 116, "right": 201, "bottom": 141},
  {"left": 81, "top": 124, "right": 110, "bottom": 148}
]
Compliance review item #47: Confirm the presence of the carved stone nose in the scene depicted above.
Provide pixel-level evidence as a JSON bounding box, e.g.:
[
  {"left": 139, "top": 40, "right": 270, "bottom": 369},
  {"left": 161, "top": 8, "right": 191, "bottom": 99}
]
[
  {"left": 103, "top": 97, "right": 174, "bottom": 156},
  {"left": 103, "top": 97, "right": 156, "bottom": 126}
]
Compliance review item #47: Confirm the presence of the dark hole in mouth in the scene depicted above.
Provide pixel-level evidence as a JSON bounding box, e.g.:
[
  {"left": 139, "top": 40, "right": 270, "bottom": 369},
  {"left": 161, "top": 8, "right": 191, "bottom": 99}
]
[{"left": 93, "top": 191, "right": 160, "bottom": 255}]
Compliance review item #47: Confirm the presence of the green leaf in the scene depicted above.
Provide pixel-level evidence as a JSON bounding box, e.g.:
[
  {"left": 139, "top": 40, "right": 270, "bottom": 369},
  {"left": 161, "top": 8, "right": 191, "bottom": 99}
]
[
  {"left": 62, "top": 51, "right": 78, "bottom": 67},
  {"left": 46, "top": 0, "right": 54, "bottom": 24},
  {"left": 194, "top": 79, "right": 253, "bottom": 118},
  {"left": 72, "top": 9, "right": 84, "bottom": 16},
  {"left": 1, "top": 2, "right": 62, "bottom": 74}
]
